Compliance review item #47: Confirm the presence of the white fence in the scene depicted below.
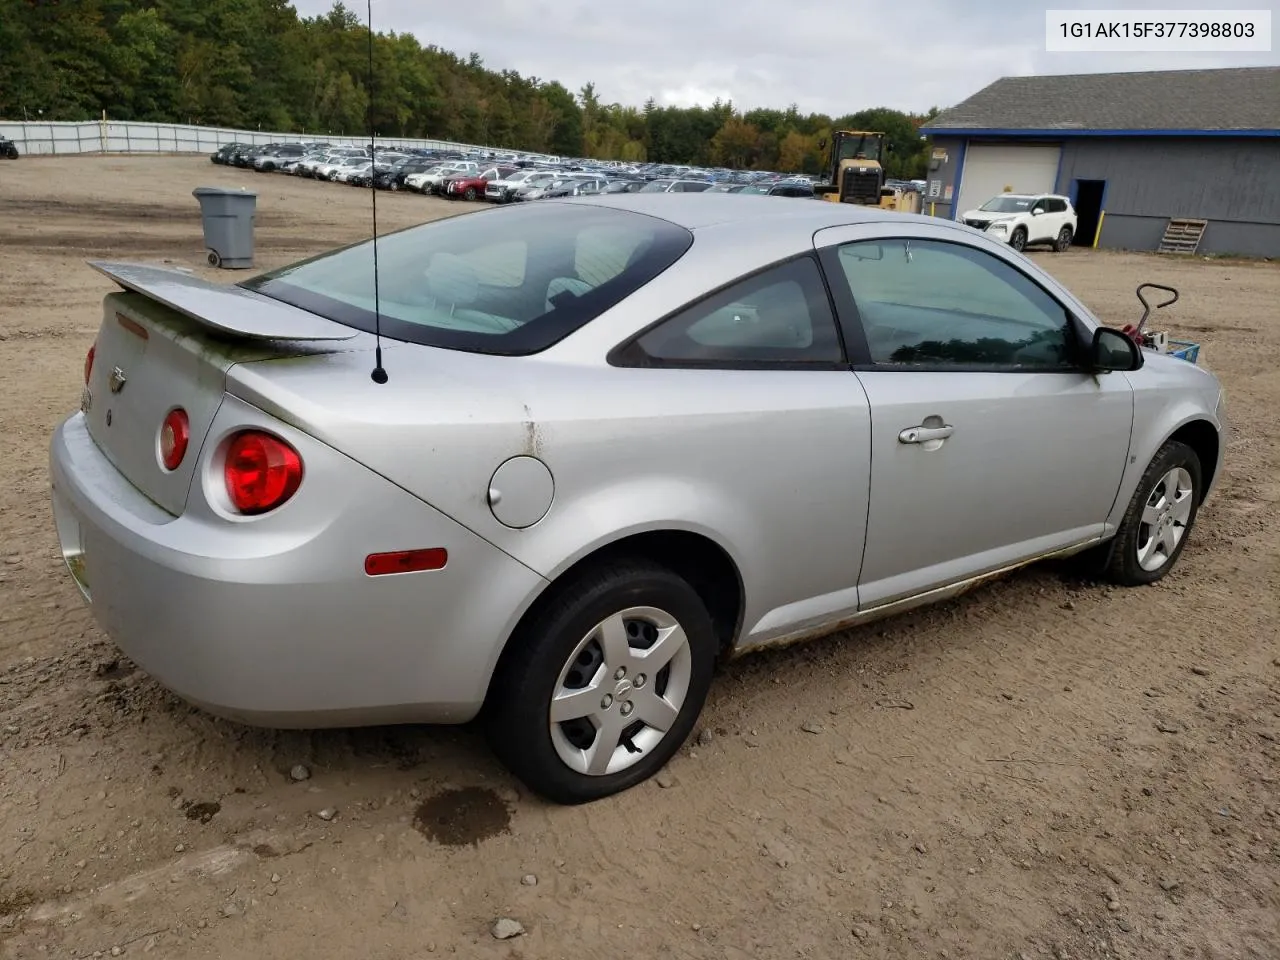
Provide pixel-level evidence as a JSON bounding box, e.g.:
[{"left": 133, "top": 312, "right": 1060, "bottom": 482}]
[{"left": 0, "top": 119, "right": 501, "bottom": 157}]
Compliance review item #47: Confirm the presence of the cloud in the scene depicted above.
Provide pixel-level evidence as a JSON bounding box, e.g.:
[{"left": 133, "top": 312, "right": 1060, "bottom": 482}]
[{"left": 295, "top": 0, "right": 1279, "bottom": 115}]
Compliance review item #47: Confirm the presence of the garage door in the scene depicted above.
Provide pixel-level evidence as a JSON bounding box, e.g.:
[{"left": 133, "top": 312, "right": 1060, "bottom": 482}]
[{"left": 954, "top": 144, "right": 1062, "bottom": 218}]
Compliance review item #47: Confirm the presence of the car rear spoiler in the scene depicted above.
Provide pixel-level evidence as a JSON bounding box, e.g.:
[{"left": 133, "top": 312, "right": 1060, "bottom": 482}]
[{"left": 87, "top": 261, "right": 359, "bottom": 342}]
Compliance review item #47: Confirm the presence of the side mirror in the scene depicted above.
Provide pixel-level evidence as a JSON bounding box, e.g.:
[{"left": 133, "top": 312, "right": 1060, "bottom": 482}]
[
  {"left": 1030, "top": 208, "right": 1043, "bottom": 216},
  {"left": 1090, "top": 326, "right": 1144, "bottom": 372}
]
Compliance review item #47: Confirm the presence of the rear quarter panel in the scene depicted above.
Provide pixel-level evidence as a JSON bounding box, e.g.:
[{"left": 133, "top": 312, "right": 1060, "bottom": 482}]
[
  {"left": 465, "top": 364, "right": 874, "bottom": 648},
  {"left": 227, "top": 351, "right": 874, "bottom": 652}
]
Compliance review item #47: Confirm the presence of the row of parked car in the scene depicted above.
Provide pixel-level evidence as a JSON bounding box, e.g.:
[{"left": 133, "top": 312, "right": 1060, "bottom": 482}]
[{"left": 209, "top": 140, "right": 826, "bottom": 203}]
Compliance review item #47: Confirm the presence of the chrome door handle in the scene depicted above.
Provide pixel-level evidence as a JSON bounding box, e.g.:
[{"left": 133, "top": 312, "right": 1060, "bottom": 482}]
[{"left": 899, "top": 424, "right": 954, "bottom": 444}]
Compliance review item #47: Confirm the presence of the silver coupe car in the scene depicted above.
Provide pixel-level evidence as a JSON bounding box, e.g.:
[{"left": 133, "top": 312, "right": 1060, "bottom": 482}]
[{"left": 49, "top": 194, "right": 1226, "bottom": 803}]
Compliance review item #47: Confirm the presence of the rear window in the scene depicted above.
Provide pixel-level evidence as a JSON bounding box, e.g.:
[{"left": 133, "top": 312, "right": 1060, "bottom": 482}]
[{"left": 242, "top": 203, "right": 694, "bottom": 356}]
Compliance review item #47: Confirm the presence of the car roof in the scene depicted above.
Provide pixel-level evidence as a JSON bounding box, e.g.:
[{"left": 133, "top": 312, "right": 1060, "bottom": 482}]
[{"left": 554, "top": 192, "right": 927, "bottom": 234}]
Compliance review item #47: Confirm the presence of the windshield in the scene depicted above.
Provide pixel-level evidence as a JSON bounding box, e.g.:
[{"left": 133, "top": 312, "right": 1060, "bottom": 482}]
[
  {"left": 979, "top": 196, "right": 1034, "bottom": 212},
  {"left": 639, "top": 180, "right": 673, "bottom": 192},
  {"left": 243, "top": 204, "right": 694, "bottom": 356},
  {"left": 836, "top": 133, "right": 883, "bottom": 164}
]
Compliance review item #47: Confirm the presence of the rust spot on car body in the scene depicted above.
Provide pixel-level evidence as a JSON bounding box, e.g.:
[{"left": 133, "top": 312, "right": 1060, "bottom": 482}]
[{"left": 521, "top": 404, "right": 543, "bottom": 457}]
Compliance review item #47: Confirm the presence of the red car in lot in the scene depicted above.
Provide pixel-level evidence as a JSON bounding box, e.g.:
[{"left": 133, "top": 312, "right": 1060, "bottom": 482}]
[{"left": 442, "top": 165, "right": 520, "bottom": 201}]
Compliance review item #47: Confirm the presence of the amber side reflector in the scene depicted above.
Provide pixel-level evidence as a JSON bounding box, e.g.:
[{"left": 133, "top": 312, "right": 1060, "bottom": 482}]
[
  {"left": 364, "top": 548, "right": 448, "bottom": 576},
  {"left": 116, "top": 313, "right": 150, "bottom": 339}
]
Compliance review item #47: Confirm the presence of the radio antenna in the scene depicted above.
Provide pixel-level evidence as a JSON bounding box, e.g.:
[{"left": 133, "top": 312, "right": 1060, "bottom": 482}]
[{"left": 366, "top": 0, "right": 388, "bottom": 384}]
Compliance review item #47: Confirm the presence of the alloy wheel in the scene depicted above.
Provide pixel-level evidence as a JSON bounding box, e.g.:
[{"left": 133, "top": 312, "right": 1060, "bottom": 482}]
[{"left": 1137, "top": 467, "right": 1194, "bottom": 571}]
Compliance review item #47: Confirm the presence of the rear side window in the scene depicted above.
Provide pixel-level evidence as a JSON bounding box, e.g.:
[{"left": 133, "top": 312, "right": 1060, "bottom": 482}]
[
  {"left": 616, "top": 256, "right": 844, "bottom": 367},
  {"left": 244, "top": 204, "right": 693, "bottom": 356}
]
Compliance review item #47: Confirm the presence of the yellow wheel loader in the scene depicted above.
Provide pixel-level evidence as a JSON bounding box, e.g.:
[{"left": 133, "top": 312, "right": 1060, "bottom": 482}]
[{"left": 814, "top": 130, "right": 890, "bottom": 205}]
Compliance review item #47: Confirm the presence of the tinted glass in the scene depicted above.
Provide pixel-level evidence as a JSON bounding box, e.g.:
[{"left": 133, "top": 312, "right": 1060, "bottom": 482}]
[
  {"left": 979, "top": 196, "right": 1033, "bottom": 213},
  {"left": 629, "top": 256, "right": 843, "bottom": 365},
  {"left": 244, "top": 204, "right": 693, "bottom": 356},
  {"left": 832, "top": 238, "right": 1078, "bottom": 369}
]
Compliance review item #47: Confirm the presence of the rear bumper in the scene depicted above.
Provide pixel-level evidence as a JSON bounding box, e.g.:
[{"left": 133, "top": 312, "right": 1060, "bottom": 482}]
[{"left": 48, "top": 397, "right": 546, "bottom": 728}]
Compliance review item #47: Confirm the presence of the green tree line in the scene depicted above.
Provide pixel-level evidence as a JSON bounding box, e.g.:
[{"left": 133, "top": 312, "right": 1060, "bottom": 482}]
[{"left": 1, "top": 0, "right": 939, "bottom": 175}]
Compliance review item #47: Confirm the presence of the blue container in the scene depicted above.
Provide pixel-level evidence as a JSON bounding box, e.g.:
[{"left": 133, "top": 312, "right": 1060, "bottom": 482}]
[{"left": 1167, "top": 340, "right": 1201, "bottom": 364}]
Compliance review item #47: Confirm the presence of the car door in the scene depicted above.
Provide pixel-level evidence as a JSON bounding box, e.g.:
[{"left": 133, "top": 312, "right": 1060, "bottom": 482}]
[
  {"left": 1052, "top": 198, "right": 1074, "bottom": 234},
  {"left": 1029, "top": 197, "right": 1054, "bottom": 242},
  {"left": 814, "top": 222, "right": 1134, "bottom": 608}
]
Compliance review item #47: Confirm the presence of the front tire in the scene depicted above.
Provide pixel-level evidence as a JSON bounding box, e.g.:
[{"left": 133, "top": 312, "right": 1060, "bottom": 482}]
[
  {"left": 485, "top": 561, "right": 716, "bottom": 804},
  {"left": 1103, "top": 440, "right": 1202, "bottom": 585},
  {"left": 1010, "top": 227, "right": 1027, "bottom": 252},
  {"left": 464, "top": 186, "right": 477, "bottom": 200}
]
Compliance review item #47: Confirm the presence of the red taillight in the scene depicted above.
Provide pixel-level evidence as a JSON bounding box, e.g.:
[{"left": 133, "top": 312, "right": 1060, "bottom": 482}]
[
  {"left": 160, "top": 408, "right": 190, "bottom": 471},
  {"left": 84, "top": 345, "right": 96, "bottom": 385},
  {"left": 224, "top": 431, "right": 303, "bottom": 515},
  {"left": 364, "top": 548, "right": 448, "bottom": 576}
]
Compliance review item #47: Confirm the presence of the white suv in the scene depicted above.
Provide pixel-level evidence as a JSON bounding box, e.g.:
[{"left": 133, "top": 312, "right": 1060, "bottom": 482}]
[{"left": 961, "top": 193, "right": 1077, "bottom": 253}]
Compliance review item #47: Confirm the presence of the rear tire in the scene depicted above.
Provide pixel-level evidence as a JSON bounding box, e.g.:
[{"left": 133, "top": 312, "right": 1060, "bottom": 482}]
[
  {"left": 485, "top": 561, "right": 716, "bottom": 804},
  {"left": 1103, "top": 441, "right": 1202, "bottom": 586},
  {"left": 1054, "top": 226, "right": 1073, "bottom": 252},
  {"left": 464, "top": 186, "right": 477, "bottom": 200}
]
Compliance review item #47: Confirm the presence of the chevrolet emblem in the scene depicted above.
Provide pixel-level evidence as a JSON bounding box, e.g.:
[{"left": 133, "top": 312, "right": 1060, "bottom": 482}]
[{"left": 109, "top": 366, "right": 127, "bottom": 394}]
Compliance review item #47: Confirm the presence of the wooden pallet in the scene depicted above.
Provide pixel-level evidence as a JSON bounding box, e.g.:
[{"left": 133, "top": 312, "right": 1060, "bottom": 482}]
[{"left": 1158, "top": 218, "right": 1207, "bottom": 254}]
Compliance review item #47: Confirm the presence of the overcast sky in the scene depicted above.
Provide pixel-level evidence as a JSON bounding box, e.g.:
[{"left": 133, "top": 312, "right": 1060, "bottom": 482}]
[{"left": 292, "top": 0, "right": 1278, "bottom": 116}]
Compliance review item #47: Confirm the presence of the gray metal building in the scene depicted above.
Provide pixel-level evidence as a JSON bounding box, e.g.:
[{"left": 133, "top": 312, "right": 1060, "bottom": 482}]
[{"left": 918, "top": 66, "right": 1280, "bottom": 257}]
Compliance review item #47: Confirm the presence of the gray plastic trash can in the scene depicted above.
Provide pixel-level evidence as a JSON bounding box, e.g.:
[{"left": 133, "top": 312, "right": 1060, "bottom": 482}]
[{"left": 193, "top": 186, "right": 257, "bottom": 269}]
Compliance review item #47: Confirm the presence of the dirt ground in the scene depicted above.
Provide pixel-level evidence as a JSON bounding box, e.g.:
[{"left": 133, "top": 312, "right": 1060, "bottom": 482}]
[{"left": 1, "top": 156, "right": 1277, "bottom": 960}]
